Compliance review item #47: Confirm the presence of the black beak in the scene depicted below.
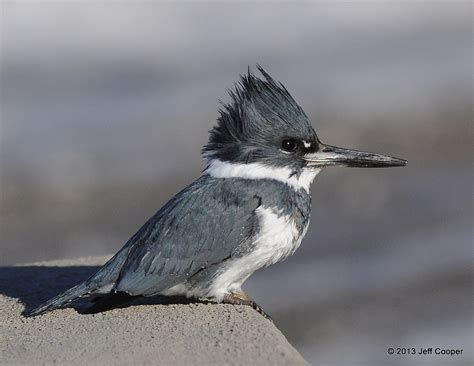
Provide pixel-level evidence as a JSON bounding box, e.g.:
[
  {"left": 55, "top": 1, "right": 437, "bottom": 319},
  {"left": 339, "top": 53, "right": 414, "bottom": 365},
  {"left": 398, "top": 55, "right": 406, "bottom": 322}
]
[{"left": 304, "top": 143, "right": 407, "bottom": 168}]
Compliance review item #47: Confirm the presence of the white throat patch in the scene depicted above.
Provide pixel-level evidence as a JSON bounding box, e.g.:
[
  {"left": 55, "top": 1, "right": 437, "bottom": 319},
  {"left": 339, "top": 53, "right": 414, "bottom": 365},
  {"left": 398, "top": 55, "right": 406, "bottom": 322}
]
[{"left": 204, "top": 159, "right": 320, "bottom": 193}]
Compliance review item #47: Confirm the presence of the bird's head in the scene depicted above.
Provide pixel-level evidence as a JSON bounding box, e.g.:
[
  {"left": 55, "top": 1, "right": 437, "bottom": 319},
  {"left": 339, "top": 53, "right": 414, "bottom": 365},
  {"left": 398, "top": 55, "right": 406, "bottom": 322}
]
[{"left": 203, "top": 66, "right": 406, "bottom": 190}]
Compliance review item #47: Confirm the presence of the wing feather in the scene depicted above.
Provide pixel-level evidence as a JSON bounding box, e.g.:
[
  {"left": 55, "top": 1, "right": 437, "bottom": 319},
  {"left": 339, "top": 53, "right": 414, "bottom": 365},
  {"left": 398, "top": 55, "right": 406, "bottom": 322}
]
[{"left": 113, "top": 176, "right": 260, "bottom": 296}]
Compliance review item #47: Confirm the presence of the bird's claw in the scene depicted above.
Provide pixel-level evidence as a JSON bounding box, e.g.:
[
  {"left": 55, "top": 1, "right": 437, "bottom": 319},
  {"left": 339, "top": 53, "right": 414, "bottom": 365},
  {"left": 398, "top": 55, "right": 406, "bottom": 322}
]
[{"left": 222, "top": 292, "right": 273, "bottom": 321}]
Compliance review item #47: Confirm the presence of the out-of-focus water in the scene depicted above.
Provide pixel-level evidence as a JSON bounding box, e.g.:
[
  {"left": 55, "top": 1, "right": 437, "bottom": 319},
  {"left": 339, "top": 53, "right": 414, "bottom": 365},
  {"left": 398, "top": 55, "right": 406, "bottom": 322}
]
[{"left": 1, "top": 2, "right": 472, "bottom": 364}]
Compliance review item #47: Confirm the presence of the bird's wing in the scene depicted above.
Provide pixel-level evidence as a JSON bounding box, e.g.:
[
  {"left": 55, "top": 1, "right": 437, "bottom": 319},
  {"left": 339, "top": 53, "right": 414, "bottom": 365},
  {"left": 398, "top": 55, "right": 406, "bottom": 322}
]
[{"left": 113, "top": 175, "right": 261, "bottom": 296}]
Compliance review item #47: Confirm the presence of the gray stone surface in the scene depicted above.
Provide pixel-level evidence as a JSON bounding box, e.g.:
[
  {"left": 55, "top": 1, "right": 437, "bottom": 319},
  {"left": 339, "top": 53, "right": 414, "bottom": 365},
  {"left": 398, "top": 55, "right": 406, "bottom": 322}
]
[{"left": 0, "top": 256, "right": 306, "bottom": 366}]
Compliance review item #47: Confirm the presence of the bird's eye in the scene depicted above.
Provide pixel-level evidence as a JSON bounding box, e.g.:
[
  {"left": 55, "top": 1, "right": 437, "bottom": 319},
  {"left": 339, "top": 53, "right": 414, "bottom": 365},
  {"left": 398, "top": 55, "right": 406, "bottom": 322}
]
[{"left": 281, "top": 139, "right": 298, "bottom": 152}]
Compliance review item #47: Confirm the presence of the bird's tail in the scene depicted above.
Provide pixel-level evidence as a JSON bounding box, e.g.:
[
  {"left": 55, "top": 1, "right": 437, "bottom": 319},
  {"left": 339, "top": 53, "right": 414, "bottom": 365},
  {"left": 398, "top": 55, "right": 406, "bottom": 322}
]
[
  {"left": 28, "top": 280, "right": 94, "bottom": 316},
  {"left": 27, "top": 241, "right": 135, "bottom": 316}
]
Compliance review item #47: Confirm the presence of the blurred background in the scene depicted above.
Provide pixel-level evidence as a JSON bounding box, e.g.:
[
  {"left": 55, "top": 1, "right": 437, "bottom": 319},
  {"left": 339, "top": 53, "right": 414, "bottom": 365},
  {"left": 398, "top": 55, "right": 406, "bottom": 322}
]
[{"left": 1, "top": 2, "right": 472, "bottom": 365}]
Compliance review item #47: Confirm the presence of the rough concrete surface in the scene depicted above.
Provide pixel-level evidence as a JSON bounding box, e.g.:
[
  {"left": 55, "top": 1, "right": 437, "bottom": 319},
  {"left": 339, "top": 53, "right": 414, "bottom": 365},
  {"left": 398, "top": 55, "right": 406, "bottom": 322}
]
[{"left": 0, "top": 256, "right": 307, "bottom": 366}]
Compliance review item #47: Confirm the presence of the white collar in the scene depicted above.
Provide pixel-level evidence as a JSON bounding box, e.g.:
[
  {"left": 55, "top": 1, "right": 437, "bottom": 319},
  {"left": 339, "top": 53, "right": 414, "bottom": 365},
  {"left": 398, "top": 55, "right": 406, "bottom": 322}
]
[{"left": 204, "top": 159, "right": 319, "bottom": 193}]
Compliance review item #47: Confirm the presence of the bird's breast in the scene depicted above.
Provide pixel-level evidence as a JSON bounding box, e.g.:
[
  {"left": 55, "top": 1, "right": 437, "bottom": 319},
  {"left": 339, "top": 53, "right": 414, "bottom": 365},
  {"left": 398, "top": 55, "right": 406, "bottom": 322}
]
[{"left": 244, "top": 206, "right": 309, "bottom": 269}]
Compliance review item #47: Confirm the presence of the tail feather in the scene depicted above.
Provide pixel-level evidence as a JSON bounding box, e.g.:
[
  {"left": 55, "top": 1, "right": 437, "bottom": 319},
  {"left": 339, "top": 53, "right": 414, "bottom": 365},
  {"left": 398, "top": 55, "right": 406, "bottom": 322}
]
[
  {"left": 28, "top": 239, "right": 135, "bottom": 316},
  {"left": 28, "top": 281, "right": 93, "bottom": 316}
]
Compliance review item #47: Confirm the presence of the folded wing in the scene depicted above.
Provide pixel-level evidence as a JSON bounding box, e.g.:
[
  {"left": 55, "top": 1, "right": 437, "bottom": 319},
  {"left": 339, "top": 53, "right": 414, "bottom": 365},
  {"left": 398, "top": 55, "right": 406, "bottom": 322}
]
[{"left": 113, "top": 175, "right": 261, "bottom": 296}]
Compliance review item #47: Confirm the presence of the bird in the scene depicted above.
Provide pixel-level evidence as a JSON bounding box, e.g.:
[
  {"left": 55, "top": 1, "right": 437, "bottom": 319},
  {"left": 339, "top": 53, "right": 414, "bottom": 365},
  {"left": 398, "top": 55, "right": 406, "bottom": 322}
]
[{"left": 29, "top": 65, "right": 406, "bottom": 317}]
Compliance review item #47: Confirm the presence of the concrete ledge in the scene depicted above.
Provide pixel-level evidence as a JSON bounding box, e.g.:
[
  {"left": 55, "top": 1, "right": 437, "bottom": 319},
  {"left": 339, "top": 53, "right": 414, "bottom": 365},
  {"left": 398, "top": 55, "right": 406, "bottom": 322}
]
[{"left": 0, "top": 256, "right": 306, "bottom": 365}]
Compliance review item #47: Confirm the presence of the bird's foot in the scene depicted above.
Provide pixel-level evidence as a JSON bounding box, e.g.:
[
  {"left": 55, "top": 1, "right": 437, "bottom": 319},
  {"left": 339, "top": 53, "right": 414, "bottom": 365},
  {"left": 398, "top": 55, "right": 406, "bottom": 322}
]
[{"left": 222, "top": 292, "right": 272, "bottom": 321}]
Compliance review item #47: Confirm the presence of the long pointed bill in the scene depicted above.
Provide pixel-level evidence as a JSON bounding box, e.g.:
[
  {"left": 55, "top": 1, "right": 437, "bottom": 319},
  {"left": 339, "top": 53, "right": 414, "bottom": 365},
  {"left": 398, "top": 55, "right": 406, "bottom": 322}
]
[{"left": 304, "top": 144, "right": 407, "bottom": 168}]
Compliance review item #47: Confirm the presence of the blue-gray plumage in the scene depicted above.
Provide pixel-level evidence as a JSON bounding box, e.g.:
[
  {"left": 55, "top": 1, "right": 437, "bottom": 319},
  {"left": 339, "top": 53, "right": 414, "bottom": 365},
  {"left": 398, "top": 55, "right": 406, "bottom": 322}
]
[{"left": 29, "top": 66, "right": 406, "bottom": 316}]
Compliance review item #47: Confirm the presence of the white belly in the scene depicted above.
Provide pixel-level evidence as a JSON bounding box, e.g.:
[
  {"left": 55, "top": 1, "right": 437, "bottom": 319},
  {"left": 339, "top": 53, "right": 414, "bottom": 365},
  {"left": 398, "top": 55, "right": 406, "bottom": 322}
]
[{"left": 204, "top": 206, "right": 308, "bottom": 301}]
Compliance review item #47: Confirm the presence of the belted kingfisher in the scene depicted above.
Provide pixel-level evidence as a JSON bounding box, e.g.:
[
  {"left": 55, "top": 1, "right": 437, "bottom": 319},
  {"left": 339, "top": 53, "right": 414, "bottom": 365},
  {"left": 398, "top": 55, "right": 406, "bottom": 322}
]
[{"left": 30, "top": 66, "right": 406, "bottom": 317}]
